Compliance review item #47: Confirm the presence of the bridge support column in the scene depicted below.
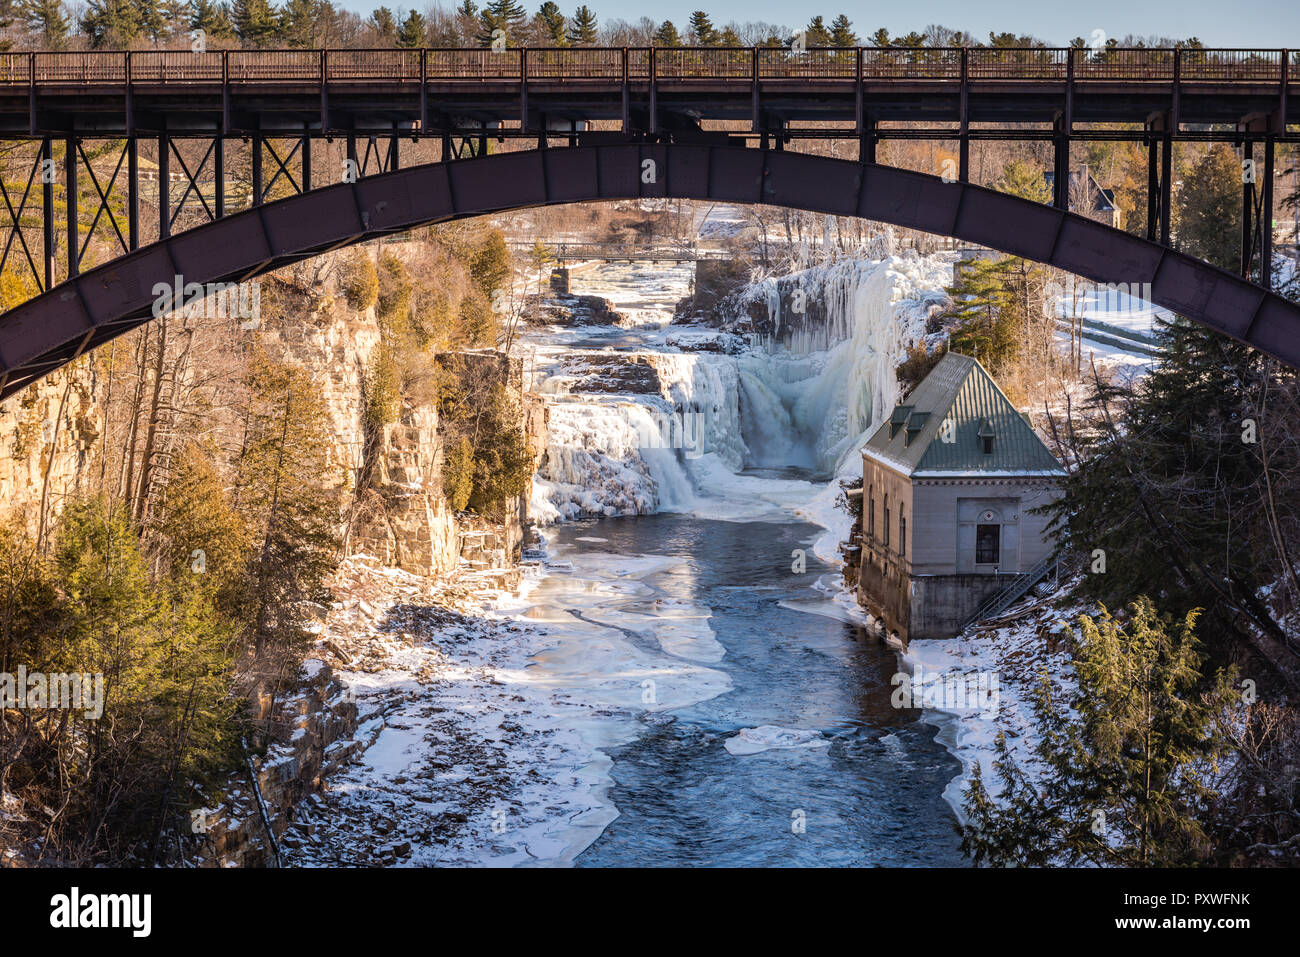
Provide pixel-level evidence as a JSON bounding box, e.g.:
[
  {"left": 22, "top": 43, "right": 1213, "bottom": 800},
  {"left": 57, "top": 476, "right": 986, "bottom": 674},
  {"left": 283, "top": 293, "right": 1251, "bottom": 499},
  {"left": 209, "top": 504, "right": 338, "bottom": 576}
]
[
  {"left": 1145, "top": 120, "right": 1173, "bottom": 246},
  {"left": 158, "top": 133, "right": 169, "bottom": 239},
  {"left": 1052, "top": 120, "right": 1068, "bottom": 210},
  {"left": 859, "top": 116, "right": 875, "bottom": 165},
  {"left": 1262, "top": 137, "right": 1275, "bottom": 288},
  {"left": 1242, "top": 140, "right": 1254, "bottom": 278},
  {"left": 42, "top": 138, "right": 54, "bottom": 289},
  {"left": 959, "top": 49, "right": 970, "bottom": 182},
  {"left": 648, "top": 47, "right": 658, "bottom": 138},
  {"left": 127, "top": 137, "right": 139, "bottom": 249},
  {"left": 1160, "top": 134, "right": 1172, "bottom": 246},
  {"left": 65, "top": 136, "right": 77, "bottom": 278},
  {"left": 214, "top": 136, "right": 224, "bottom": 219},
  {"left": 301, "top": 135, "right": 311, "bottom": 192},
  {"left": 252, "top": 135, "right": 263, "bottom": 206},
  {"left": 1146, "top": 138, "right": 1159, "bottom": 241}
]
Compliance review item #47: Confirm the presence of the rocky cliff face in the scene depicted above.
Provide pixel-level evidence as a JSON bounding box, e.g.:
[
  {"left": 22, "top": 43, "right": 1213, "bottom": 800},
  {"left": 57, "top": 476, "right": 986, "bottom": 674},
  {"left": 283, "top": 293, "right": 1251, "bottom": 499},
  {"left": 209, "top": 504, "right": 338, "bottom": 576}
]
[
  {"left": 350, "top": 406, "right": 460, "bottom": 578},
  {"left": 0, "top": 278, "right": 509, "bottom": 584},
  {"left": 0, "top": 363, "right": 102, "bottom": 537}
]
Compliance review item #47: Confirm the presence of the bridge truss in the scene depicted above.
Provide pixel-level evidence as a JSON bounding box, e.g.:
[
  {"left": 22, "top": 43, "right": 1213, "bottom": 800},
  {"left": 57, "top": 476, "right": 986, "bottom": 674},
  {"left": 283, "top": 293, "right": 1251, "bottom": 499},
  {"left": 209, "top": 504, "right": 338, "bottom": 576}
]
[{"left": 0, "top": 47, "right": 1297, "bottom": 396}]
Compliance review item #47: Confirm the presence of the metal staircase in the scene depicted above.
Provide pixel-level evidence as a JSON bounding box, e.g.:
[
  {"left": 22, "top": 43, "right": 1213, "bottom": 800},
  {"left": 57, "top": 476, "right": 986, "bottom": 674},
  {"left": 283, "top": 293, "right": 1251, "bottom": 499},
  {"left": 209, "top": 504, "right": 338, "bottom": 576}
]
[{"left": 965, "top": 554, "right": 1058, "bottom": 628}]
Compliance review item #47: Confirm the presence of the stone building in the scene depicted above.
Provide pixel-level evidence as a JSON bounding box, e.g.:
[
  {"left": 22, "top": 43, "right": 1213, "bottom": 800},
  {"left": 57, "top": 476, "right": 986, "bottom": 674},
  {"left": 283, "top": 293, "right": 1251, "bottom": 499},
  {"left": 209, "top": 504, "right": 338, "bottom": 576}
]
[{"left": 859, "top": 353, "right": 1065, "bottom": 640}]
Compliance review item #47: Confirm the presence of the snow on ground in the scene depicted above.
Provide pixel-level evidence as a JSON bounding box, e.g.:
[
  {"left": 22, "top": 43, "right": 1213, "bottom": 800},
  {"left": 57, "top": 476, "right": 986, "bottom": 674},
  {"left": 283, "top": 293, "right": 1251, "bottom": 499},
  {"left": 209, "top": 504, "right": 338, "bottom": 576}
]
[
  {"left": 284, "top": 547, "right": 729, "bottom": 867},
  {"left": 900, "top": 583, "right": 1079, "bottom": 823}
]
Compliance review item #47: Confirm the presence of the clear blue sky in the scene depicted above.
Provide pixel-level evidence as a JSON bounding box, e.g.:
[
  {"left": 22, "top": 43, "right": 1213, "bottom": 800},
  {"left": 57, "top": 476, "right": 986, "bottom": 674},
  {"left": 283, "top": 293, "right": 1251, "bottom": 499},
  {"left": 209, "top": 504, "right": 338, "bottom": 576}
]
[{"left": 341, "top": 0, "right": 1299, "bottom": 47}]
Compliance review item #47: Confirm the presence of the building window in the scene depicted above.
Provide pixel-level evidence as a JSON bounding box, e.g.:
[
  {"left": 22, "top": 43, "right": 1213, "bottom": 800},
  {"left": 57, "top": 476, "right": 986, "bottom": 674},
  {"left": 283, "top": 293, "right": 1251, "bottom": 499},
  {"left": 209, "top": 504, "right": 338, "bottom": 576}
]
[
  {"left": 867, "top": 485, "right": 874, "bottom": 536},
  {"left": 900, "top": 507, "right": 906, "bottom": 558},
  {"left": 982, "top": 436, "right": 994, "bottom": 455},
  {"left": 883, "top": 495, "right": 890, "bottom": 548},
  {"left": 976, "top": 524, "right": 1000, "bottom": 565}
]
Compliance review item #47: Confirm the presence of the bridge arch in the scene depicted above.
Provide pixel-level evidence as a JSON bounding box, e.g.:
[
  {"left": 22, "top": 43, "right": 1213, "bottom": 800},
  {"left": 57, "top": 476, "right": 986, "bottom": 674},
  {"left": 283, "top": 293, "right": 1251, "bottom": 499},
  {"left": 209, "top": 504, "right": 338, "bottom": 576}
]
[{"left": 1, "top": 143, "right": 1296, "bottom": 399}]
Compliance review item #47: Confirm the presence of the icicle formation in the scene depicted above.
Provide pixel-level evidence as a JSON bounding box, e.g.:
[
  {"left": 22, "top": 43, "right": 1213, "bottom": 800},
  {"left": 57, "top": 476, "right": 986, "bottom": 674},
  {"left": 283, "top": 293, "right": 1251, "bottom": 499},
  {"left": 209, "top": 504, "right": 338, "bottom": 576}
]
[{"left": 741, "top": 254, "right": 952, "bottom": 475}]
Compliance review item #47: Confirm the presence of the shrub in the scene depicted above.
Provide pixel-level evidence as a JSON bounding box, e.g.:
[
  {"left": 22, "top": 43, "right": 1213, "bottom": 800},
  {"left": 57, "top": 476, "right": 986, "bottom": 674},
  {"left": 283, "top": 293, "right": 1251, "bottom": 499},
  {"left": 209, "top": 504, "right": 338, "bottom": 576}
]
[{"left": 341, "top": 252, "right": 379, "bottom": 312}]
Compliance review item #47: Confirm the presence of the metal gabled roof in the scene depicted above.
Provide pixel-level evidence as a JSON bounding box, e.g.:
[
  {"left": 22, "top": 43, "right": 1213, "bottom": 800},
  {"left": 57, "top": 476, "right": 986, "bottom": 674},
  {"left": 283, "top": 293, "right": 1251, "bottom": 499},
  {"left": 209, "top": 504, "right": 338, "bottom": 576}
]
[{"left": 862, "top": 352, "right": 1065, "bottom": 477}]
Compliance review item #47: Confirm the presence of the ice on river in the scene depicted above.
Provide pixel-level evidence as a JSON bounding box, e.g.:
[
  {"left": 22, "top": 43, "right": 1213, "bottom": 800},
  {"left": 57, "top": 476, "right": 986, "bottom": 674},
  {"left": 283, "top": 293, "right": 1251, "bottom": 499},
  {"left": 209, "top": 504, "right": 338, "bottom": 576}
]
[{"left": 723, "top": 725, "right": 833, "bottom": 756}]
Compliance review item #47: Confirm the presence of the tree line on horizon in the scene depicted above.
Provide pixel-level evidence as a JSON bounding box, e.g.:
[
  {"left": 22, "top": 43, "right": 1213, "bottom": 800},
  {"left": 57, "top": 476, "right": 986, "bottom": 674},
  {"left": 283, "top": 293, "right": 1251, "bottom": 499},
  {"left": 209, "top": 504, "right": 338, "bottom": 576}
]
[{"left": 0, "top": 0, "right": 1213, "bottom": 53}]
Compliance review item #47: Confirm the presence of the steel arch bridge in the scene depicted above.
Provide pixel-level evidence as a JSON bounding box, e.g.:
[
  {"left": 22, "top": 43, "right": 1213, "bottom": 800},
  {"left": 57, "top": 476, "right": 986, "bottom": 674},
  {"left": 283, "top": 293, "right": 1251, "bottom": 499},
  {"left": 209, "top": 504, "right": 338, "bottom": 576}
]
[{"left": 2, "top": 142, "right": 1297, "bottom": 400}]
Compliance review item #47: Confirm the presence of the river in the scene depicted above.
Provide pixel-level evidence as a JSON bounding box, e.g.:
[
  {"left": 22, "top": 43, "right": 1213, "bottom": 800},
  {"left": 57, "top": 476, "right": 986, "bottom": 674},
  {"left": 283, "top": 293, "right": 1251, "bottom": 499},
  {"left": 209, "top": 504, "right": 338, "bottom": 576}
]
[
  {"left": 515, "top": 257, "right": 966, "bottom": 866},
  {"left": 526, "top": 511, "right": 965, "bottom": 867}
]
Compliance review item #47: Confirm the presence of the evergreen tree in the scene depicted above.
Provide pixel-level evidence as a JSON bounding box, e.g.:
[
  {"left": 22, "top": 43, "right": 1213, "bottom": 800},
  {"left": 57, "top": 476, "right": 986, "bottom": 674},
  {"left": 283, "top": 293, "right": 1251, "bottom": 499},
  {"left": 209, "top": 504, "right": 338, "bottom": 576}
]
[
  {"left": 231, "top": 0, "right": 280, "bottom": 47},
  {"left": 235, "top": 353, "right": 339, "bottom": 658},
  {"left": 652, "top": 19, "right": 679, "bottom": 47},
  {"left": 396, "top": 7, "right": 425, "bottom": 46},
  {"left": 534, "top": 1, "right": 565, "bottom": 45},
  {"left": 565, "top": 3, "right": 595, "bottom": 45},
  {"left": 961, "top": 597, "right": 1235, "bottom": 866},
  {"left": 279, "top": 0, "right": 319, "bottom": 46},
  {"left": 80, "top": 0, "right": 141, "bottom": 47},
  {"left": 868, "top": 26, "right": 890, "bottom": 47},
  {"left": 476, "top": 0, "right": 525, "bottom": 46},
  {"left": 368, "top": 4, "right": 395, "bottom": 39},
  {"left": 52, "top": 497, "right": 240, "bottom": 862},
  {"left": 159, "top": 0, "right": 188, "bottom": 35},
  {"left": 190, "top": 0, "right": 235, "bottom": 39},
  {"left": 156, "top": 440, "right": 251, "bottom": 615},
  {"left": 686, "top": 10, "right": 715, "bottom": 45},
  {"left": 942, "top": 256, "right": 1024, "bottom": 375},
  {"left": 1044, "top": 311, "right": 1288, "bottom": 644},
  {"left": 1174, "top": 143, "right": 1243, "bottom": 272},
  {"left": 829, "top": 14, "right": 856, "bottom": 47},
  {"left": 803, "top": 16, "right": 832, "bottom": 47},
  {"left": 134, "top": 0, "right": 168, "bottom": 41},
  {"left": 997, "top": 157, "right": 1051, "bottom": 204},
  {"left": 468, "top": 228, "right": 511, "bottom": 301},
  {"left": 20, "top": 0, "right": 70, "bottom": 47}
]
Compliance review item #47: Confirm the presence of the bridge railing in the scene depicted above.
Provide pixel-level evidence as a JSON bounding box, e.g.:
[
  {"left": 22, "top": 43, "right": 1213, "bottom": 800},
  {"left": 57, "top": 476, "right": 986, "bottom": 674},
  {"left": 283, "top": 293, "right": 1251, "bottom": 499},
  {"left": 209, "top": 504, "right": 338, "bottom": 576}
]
[
  {"left": 1075, "top": 47, "right": 1175, "bottom": 80},
  {"left": 1178, "top": 48, "right": 1283, "bottom": 81},
  {"left": 757, "top": 47, "right": 858, "bottom": 78},
  {"left": 228, "top": 50, "right": 320, "bottom": 81},
  {"left": 968, "top": 48, "right": 1069, "bottom": 79},
  {"left": 426, "top": 48, "right": 522, "bottom": 79},
  {"left": 326, "top": 49, "right": 422, "bottom": 80},
  {"left": 131, "top": 50, "right": 223, "bottom": 82},
  {"left": 32, "top": 51, "right": 127, "bottom": 83},
  {"left": 655, "top": 47, "right": 752, "bottom": 78},
  {"left": 0, "top": 47, "right": 1294, "bottom": 87},
  {"left": 528, "top": 47, "right": 624, "bottom": 79},
  {"left": 861, "top": 48, "right": 961, "bottom": 78}
]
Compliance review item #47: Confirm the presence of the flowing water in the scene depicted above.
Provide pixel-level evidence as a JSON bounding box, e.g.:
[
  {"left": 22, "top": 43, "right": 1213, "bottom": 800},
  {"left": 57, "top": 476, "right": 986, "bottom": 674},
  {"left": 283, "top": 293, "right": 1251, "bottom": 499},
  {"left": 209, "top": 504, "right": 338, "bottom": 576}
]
[
  {"left": 515, "top": 257, "right": 967, "bottom": 866},
  {"left": 539, "top": 512, "right": 965, "bottom": 867}
]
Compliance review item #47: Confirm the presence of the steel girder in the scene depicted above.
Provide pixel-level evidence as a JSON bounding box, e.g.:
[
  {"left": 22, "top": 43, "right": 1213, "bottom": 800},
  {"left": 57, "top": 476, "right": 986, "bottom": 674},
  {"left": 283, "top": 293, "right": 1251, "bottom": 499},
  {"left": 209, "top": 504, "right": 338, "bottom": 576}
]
[{"left": 1, "top": 143, "right": 1297, "bottom": 400}]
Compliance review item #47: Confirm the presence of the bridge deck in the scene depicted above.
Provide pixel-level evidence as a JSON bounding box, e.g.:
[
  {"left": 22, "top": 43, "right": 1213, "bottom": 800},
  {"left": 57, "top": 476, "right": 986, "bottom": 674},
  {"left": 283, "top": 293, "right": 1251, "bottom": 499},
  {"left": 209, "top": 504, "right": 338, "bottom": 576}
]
[{"left": 0, "top": 47, "right": 1295, "bottom": 137}]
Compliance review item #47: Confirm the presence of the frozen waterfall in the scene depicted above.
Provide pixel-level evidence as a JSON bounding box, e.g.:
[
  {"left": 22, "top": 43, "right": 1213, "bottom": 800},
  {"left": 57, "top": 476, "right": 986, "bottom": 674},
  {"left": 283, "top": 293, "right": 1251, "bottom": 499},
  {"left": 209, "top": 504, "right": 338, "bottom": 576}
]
[{"left": 530, "top": 254, "right": 952, "bottom": 524}]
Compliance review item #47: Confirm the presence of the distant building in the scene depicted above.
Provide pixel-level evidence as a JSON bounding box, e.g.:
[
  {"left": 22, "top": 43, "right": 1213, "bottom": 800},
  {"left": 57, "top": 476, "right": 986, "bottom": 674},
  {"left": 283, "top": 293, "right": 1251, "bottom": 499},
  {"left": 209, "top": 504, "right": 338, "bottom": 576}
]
[
  {"left": 1043, "top": 165, "right": 1122, "bottom": 229},
  {"left": 858, "top": 353, "right": 1065, "bottom": 640}
]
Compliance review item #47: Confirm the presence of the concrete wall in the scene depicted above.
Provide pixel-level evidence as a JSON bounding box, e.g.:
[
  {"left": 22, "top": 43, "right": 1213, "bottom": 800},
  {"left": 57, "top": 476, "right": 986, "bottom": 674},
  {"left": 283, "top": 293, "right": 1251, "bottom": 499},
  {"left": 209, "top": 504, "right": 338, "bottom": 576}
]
[
  {"left": 908, "top": 574, "right": 1015, "bottom": 640},
  {"left": 861, "top": 453, "right": 914, "bottom": 562},
  {"left": 911, "top": 478, "right": 1060, "bottom": 575},
  {"left": 858, "top": 454, "right": 1061, "bottom": 639}
]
